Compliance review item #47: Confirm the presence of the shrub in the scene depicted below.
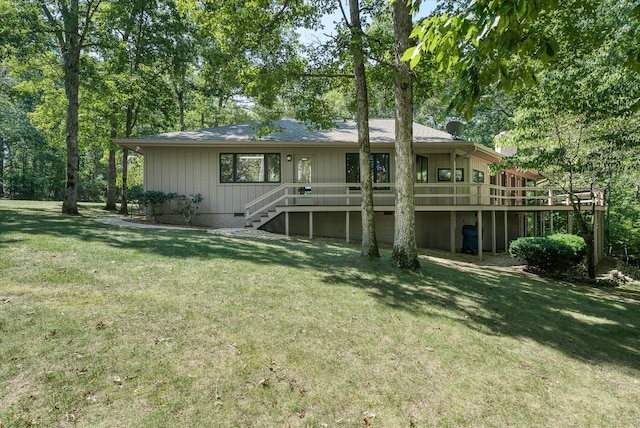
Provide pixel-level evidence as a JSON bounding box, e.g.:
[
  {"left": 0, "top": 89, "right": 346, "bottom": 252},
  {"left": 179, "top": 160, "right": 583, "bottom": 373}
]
[
  {"left": 129, "top": 185, "right": 144, "bottom": 201},
  {"left": 509, "top": 234, "right": 587, "bottom": 272},
  {"left": 78, "top": 178, "right": 107, "bottom": 202},
  {"left": 138, "top": 190, "right": 174, "bottom": 223},
  {"left": 174, "top": 193, "right": 203, "bottom": 225}
]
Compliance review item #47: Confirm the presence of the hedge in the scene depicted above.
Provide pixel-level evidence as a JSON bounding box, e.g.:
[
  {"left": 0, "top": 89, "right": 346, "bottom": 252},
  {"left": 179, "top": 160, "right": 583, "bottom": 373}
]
[{"left": 509, "top": 234, "right": 587, "bottom": 272}]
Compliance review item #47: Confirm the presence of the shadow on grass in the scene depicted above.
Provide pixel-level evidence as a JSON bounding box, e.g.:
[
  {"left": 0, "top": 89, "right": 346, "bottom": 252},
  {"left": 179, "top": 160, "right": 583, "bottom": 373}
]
[
  {"left": 2, "top": 203, "right": 639, "bottom": 374},
  {"left": 323, "top": 258, "right": 640, "bottom": 374}
]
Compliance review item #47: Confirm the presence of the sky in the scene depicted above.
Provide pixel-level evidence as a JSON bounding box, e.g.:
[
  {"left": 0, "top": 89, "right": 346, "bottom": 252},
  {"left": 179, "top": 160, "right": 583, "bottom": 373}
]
[{"left": 299, "top": 0, "right": 439, "bottom": 45}]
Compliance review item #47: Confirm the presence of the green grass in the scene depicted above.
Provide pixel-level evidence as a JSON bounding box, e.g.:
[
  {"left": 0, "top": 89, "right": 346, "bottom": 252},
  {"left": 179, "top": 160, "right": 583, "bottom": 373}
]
[{"left": 1, "top": 200, "right": 639, "bottom": 427}]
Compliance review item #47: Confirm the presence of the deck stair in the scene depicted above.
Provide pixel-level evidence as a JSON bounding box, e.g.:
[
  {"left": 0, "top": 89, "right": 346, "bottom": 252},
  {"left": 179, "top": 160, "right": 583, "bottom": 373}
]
[{"left": 247, "top": 208, "right": 280, "bottom": 229}]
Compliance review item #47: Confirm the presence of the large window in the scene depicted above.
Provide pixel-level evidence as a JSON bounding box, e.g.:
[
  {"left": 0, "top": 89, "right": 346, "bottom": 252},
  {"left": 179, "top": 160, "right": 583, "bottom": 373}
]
[
  {"left": 220, "top": 153, "right": 281, "bottom": 183},
  {"left": 346, "top": 153, "right": 390, "bottom": 183},
  {"left": 416, "top": 155, "right": 428, "bottom": 183},
  {"left": 473, "top": 169, "right": 485, "bottom": 183},
  {"left": 438, "top": 168, "right": 464, "bottom": 182}
]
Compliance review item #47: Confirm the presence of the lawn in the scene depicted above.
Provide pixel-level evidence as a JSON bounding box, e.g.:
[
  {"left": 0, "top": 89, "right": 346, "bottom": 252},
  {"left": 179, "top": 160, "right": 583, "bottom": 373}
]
[{"left": 1, "top": 200, "right": 639, "bottom": 427}]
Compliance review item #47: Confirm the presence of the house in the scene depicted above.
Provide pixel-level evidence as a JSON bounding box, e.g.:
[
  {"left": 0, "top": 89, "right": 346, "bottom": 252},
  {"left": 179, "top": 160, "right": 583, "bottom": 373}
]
[{"left": 114, "top": 118, "right": 605, "bottom": 261}]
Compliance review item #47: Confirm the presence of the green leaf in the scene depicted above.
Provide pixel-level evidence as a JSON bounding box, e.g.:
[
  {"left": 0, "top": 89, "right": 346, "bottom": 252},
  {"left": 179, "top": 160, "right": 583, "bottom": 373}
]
[
  {"left": 410, "top": 53, "right": 422, "bottom": 69},
  {"left": 400, "top": 46, "right": 418, "bottom": 62}
]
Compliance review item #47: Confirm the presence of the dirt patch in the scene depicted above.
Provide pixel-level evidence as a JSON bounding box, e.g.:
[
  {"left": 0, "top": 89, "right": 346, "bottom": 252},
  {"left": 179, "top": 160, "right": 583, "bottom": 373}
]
[{"left": 0, "top": 370, "right": 40, "bottom": 411}]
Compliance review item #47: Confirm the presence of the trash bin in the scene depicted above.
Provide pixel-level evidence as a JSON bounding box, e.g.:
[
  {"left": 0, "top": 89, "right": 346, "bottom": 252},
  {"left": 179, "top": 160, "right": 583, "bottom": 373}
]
[{"left": 461, "top": 224, "right": 479, "bottom": 254}]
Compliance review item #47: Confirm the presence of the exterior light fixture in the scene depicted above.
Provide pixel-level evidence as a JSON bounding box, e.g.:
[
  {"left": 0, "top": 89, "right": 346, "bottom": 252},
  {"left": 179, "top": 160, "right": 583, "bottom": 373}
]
[{"left": 286, "top": 154, "right": 292, "bottom": 161}]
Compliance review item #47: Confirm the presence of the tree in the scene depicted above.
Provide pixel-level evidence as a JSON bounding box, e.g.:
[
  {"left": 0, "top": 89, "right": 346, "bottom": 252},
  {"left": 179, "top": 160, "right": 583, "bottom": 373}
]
[
  {"left": 390, "top": 0, "right": 420, "bottom": 269},
  {"left": 404, "top": 0, "right": 563, "bottom": 118},
  {"left": 0, "top": 80, "right": 65, "bottom": 199},
  {"left": 96, "top": 0, "right": 194, "bottom": 214},
  {"left": 37, "top": 0, "right": 104, "bottom": 214},
  {"left": 4, "top": 0, "right": 107, "bottom": 211},
  {"left": 501, "top": 113, "right": 636, "bottom": 278},
  {"left": 341, "top": 0, "right": 379, "bottom": 257},
  {"left": 402, "top": 0, "right": 640, "bottom": 272},
  {"left": 490, "top": 0, "right": 640, "bottom": 277}
]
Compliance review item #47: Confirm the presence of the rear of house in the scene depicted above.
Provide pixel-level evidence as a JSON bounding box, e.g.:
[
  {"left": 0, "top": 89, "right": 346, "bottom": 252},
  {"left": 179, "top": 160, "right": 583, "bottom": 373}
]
[{"left": 115, "top": 118, "right": 605, "bottom": 259}]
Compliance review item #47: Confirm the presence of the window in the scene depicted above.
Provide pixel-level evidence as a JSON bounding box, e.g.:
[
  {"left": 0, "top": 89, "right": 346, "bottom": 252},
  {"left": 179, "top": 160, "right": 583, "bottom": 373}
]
[
  {"left": 473, "top": 170, "right": 485, "bottom": 183},
  {"left": 416, "top": 155, "right": 428, "bottom": 183},
  {"left": 438, "top": 168, "right": 464, "bottom": 182},
  {"left": 346, "top": 153, "right": 390, "bottom": 183},
  {"left": 220, "top": 153, "right": 281, "bottom": 183}
]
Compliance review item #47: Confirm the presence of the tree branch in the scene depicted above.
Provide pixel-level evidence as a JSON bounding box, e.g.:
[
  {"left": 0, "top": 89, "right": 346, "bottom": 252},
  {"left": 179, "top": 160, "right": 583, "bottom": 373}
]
[
  {"left": 79, "top": 0, "right": 103, "bottom": 49},
  {"left": 338, "top": 0, "right": 351, "bottom": 27},
  {"left": 289, "top": 72, "right": 354, "bottom": 79},
  {"left": 40, "top": 2, "right": 65, "bottom": 49}
]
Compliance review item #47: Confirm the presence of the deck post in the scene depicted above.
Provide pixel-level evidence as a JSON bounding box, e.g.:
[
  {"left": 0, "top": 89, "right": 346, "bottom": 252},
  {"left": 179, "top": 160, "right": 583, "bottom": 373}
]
[
  {"left": 345, "top": 211, "right": 350, "bottom": 243},
  {"left": 451, "top": 151, "right": 457, "bottom": 205},
  {"left": 477, "top": 210, "right": 483, "bottom": 261},
  {"left": 504, "top": 211, "right": 508, "bottom": 252},
  {"left": 491, "top": 210, "right": 496, "bottom": 255},
  {"left": 285, "top": 211, "right": 290, "bottom": 237},
  {"left": 550, "top": 210, "right": 554, "bottom": 234},
  {"left": 309, "top": 211, "right": 313, "bottom": 239},
  {"left": 450, "top": 211, "right": 456, "bottom": 253}
]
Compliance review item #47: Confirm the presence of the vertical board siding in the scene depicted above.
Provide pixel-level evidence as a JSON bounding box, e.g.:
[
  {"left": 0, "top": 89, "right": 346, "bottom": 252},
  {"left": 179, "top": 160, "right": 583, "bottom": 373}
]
[
  {"left": 143, "top": 150, "right": 152, "bottom": 191},
  {"left": 145, "top": 146, "right": 516, "bottom": 216},
  {"left": 154, "top": 149, "right": 163, "bottom": 192},
  {"left": 177, "top": 150, "right": 186, "bottom": 195}
]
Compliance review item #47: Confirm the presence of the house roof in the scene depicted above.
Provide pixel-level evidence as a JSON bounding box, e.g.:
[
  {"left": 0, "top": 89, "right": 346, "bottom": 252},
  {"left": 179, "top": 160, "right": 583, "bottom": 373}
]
[
  {"left": 113, "top": 118, "right": 540, "bottom": 179},
  {"left": 115, "top": 117, "right": 508, "bottom": 160},
  {"left": 123, "top": 118, "right": 457, "bottom": 144}
]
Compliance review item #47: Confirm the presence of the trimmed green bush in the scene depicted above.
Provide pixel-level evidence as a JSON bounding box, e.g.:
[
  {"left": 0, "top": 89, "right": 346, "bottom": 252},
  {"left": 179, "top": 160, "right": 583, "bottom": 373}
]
[
  {"left": 509, "top": 234, "right": 587, "bottom": 272},
  {"left": 137, "top": 190, "right": 174, "bottom": 222}
]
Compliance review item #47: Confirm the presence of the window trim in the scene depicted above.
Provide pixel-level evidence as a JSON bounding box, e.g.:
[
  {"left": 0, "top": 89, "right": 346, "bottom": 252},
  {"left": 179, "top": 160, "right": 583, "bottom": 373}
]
[
  {"left": 220, "top": 153, "right": 281, "bottom": 184},
  {"left": 345, "top": 152, "right": 391, "bottom": 186},
  {"left": 437, "top": 168, "right": 464, "bottom": 182},
  {"left": 416, "top": 154, "right": 428, "bottom": 183},
  {"left": 472, "top": 169, "right": 485, "bottom": 184}
]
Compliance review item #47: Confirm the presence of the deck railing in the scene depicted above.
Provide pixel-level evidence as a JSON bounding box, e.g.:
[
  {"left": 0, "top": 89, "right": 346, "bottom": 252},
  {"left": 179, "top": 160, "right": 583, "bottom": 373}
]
[{"left": 244, "top": 183, "right": 604, "bottom": 225}]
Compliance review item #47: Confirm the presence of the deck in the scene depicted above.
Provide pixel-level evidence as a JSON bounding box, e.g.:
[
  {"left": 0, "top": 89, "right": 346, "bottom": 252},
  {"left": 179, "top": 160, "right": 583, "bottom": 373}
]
[
  {"left": 245, "top": 182, "right": 605, "bottom": 225},
  {"left": 243, "top": 182, "right": 605, "bottom": 262}
]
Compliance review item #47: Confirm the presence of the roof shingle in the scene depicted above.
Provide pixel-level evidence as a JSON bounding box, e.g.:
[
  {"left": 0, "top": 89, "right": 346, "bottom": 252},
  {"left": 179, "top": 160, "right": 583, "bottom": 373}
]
[{"left": 137, "top": 118, "right": 457, "bottom": 143}]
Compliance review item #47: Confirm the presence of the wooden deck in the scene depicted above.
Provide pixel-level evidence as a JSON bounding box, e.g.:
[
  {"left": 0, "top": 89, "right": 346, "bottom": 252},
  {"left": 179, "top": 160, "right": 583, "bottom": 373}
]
[{"left": 245, "top": 182, "right": 605, "bottom": 226}]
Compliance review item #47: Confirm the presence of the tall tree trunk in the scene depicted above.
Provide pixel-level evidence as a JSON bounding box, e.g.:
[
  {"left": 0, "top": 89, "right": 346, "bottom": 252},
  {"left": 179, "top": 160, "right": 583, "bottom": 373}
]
[
  {"left": 0, "top": 136, "right": 4, "bottom": 197},
  {"left": 350, "top": 0, "right": 379, "bottom": 258},
  {"left": 573, "top": 206, "right": 596, "bottom": 278},
  {"left": 104, "top": 106, "right": 118, "bottom": 210},
  {"left": 61, "top": 0, "right": 81, "bottom": 215},
  {"left": 569, "top": 183, "right": 597, "bottom": 279},
  {"left": 603, "top": 185, "right": 611, "bottom": 254},
  {"left": 119, "top": 102, "right": 135, "bottom": 214},
  {"left": 391, "top": 0, "right": 419, "bottom": 269}
]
